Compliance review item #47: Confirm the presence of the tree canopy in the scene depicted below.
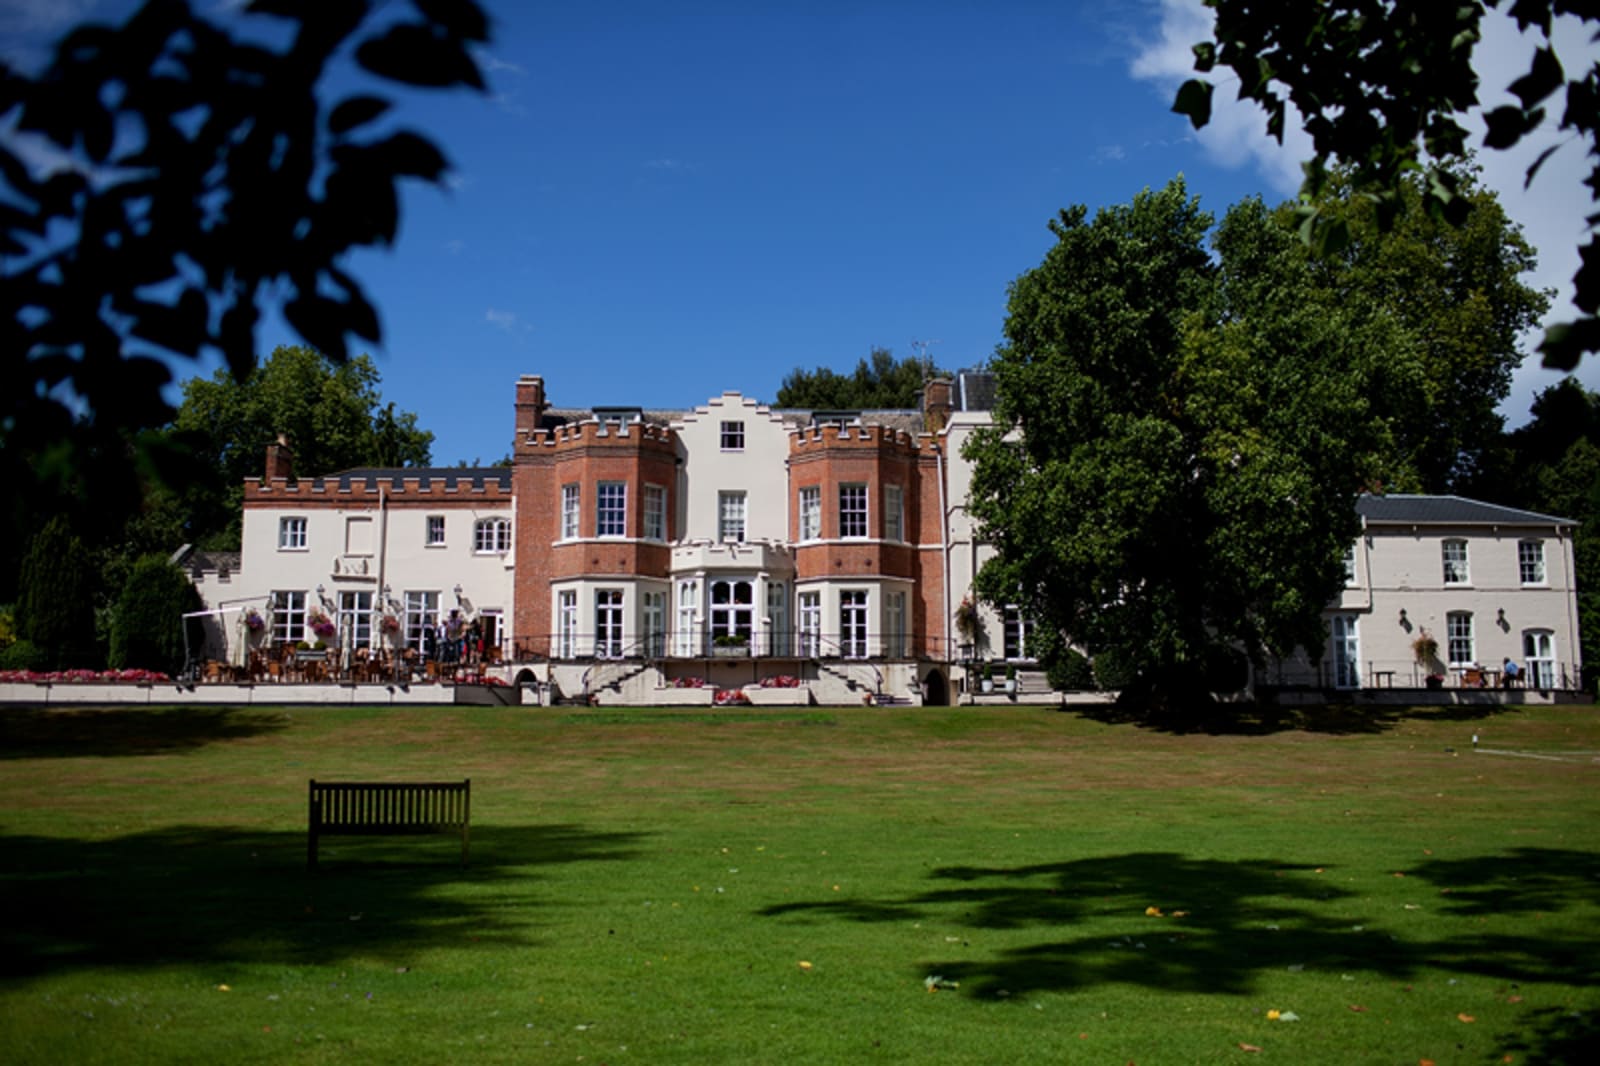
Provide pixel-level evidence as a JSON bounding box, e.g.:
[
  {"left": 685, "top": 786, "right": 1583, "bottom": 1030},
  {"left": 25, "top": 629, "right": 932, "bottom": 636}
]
[
  {"left": 776, "top": 348, "right": 948, "bottom": 409},
  {"left": 0, "top": 0, "right": 487, "bottom": 505},
  {"left": 1293, "top": 165, "right": 1547, "bottom": 491},
  {"left": 1175, "top": 0, "right": 1597, "bottom": 370},
  {"left": 172, "top": 344, "right": 434, "bottom": 547},
  {"left": 966, "top": 173, "right": 1543, "bottom": 713}
]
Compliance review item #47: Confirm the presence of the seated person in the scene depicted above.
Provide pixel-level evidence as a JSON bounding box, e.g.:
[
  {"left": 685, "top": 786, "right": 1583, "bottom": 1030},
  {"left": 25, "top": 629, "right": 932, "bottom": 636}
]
[{"left": 1502, "top": 658, "right": 1521, "bottom": 688}]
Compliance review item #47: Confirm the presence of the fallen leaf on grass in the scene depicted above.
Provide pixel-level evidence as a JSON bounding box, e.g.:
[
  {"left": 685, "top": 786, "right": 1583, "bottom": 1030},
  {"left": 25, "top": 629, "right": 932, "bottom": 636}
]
[
  {"left": 1505, "top": 995, "right": 1523, "bottom": 1004},
  {"left": 1348, "top": 1004, "right": 1368, "bottom": 1013},
  {"left": 797, "top": 961, "right": 813, "bottom": 971},
  {"left": 923, "top": 975, "right": 960, "bottom": 992},
  {"left": 1238, "top": 1043, "right": 1262, "bottom": 1052},
  {"left": 1458, "top": 1013, "right": 1476, "bottom": 1023},
  {"left": 217, "top": 985, "right": 231, "bottom": 992},
  {"left": 1276, "top": 1011, "right": 1300, "bottom": 1022},
  {"left": 1145, "top": 906, "right": 1163, "bottom": 917}
]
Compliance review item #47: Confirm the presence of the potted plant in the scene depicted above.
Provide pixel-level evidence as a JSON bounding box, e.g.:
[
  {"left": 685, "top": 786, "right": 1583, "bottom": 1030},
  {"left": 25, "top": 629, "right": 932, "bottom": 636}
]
[
  {"left": 713, "top": 634, "right": 750, "bottom": 657},
  {"left": 1004, "top": 662, "right": 1018, "bottom": 694},
  {"left": 954, "top": 597, "right": 982, "bottom": 659},
  {"left": 979, "top": 661, "right": 995, "bottom": 694},
  {"left": 307, "top": 608, "right": 337, "bottom": 643}
]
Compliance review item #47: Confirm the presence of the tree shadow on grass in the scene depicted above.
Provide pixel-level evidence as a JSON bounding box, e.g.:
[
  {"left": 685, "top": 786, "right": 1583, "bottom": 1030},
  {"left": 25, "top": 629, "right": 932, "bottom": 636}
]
[
  {"left": 1068, "top": 700, "right": 1521, "bottom": 737},
  {"left": 759, "top": 849, "right": 1600, "bottom": 1001},
  {"left": 0, "top": 707, "right": 290, "bottom": 759},
  {"left": 0, "top": 823, "right": 648, "bottom": 980}
]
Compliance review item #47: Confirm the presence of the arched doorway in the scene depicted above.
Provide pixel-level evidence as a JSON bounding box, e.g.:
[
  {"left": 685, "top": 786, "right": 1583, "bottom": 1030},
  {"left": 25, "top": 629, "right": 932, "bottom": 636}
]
[{"left": 923, "top": 669, "right": 949, "bottom": 707}]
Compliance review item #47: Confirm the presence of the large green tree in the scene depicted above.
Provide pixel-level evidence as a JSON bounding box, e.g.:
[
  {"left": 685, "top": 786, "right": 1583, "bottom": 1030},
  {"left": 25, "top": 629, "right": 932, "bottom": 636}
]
[
  {"left": 776, "top": 348, "right": 949, "bottom": 409},
  {"left": 965, "top": 180, "right": 1394, "bottom": 713},
  {"left": 16, "top": 515, "right": 98, "bottom": 671},
  {"left": 1174, "top": 0, "right": 1597, "bottom": 370},
  {"left": 0, "top": 0, "right": 487, "bottom": 522},
  {"left": 1293, "top": 165, "right": 1548, "bottom": 491},
  {"left": 108, "top": 555, "right": 202, "bottom": 675},
  {"left": 1482, "top": 379, "right": 1600, "bottom": 678},
  {"left": 172, "top": 345, "right": 434, "bottom": 547}
]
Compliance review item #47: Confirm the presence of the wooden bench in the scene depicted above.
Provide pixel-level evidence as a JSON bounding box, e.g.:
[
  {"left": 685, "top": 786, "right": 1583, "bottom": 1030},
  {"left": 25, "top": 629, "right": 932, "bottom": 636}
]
[{"left": 307, "top": 779, "right": 470, "bottom": 869}]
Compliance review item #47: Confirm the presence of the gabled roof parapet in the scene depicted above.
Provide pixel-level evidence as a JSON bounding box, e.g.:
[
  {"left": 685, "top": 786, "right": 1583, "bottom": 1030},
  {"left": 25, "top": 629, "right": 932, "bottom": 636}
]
[
  {"left": 518, "top": 417, "right": 678, "bottom": 450},
  {"left": 787, "top": 419, "right": 928, "bottom": 454},
  {"left": 245, "top": 467, "right": 512, "bottom": 502}
]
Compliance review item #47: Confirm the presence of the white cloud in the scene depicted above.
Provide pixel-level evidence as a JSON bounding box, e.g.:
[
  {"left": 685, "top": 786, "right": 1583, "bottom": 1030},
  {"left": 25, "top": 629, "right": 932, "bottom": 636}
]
[
  {"left": 475, "top": 50, "right": 526, "bottom": 76},
  {"left": 485, "top": 308, "right": 524, "bottom": 333},
  {"left": 1131, "top": 0, "right": 1600, "bottom": 421},
  {"left": 1128, "top": 0, "right": 1309, "bottom": 196},
  {"left": 1092, "top": 144, "right": 1127, "bottom": 164}
]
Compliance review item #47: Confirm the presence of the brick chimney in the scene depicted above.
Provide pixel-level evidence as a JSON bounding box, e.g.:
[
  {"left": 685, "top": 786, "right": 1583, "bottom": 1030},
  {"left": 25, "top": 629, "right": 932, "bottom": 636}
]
[
  {"left": 923, "top": 377, "right": 954, "bottom": 432},
  {"left": 265, "top": 434, "right": 294, "bottom": 481},
  {"left": 515, "top": 374, "right": 547, "bottom": 438}
]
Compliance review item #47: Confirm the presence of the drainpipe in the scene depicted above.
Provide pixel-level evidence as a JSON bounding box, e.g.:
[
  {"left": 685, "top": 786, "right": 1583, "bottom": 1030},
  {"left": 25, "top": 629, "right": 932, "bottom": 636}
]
[
  {"left": 375, "top": 485, "right": 389, "bottom": 646},
  {"left": 935, "top": 439, "right": 951, "bottom": 678}
]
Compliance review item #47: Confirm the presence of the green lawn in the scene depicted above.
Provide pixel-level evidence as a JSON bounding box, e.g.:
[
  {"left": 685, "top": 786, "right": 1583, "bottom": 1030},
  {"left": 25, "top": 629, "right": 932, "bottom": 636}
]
[{"left": 1, "top": 702, "right": 1597, "bottom": 1064}]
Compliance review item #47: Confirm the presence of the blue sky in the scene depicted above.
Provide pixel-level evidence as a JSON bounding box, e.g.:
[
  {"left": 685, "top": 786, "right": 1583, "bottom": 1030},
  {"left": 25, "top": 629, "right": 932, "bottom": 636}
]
[{"left": 3, "top": 0, "right": 1596, "bottom": 466}]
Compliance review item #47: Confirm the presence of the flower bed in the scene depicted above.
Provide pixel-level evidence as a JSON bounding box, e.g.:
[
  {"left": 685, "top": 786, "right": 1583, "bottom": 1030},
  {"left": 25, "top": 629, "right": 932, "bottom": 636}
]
[
  {"left": 759, "top": 674, "right": 801, "bottom": 688},
  {"left": 0, "top": 668, "right": 171, "bottom": 684},
  {"left": 713, "top": 688, "right": 751, "bottom": 706}
]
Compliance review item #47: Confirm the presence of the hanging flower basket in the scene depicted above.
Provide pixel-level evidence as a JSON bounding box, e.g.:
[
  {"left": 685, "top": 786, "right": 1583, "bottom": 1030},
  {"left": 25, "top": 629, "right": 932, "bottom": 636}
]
[
  {"left": 380, "top": 614, "right": 401, "bottom": 635},
  {"left": 243, "top": 608, "right": 265, "bottom": 633},
  {"left": 307, "top": 609, "right": 337, "bottom": 641}
]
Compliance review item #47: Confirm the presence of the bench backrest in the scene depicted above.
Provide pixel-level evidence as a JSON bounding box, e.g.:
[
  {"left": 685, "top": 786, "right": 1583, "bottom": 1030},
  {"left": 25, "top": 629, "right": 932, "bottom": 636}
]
[
  {"left": 310, "top": 780, "right": 470, "bottom": 832},
  {"left": 308, "top": 780, "right": 471, "bottom": 868}
]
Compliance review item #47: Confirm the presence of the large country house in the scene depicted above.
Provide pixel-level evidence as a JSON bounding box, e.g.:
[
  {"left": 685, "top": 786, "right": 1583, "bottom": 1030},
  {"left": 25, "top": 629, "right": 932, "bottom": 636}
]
[{"left": 183, "top": 371, "right": 1583, "bottom": 703}]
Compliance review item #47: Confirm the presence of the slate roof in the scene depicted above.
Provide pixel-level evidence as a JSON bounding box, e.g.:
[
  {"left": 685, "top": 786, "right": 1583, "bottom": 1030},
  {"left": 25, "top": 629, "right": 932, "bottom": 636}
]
[
  {"left": 312, "top": 467, "right": 512, "bottom": 491},
  {"left": 1357, "top": 494, "right": 1575, "bottom": 527}
]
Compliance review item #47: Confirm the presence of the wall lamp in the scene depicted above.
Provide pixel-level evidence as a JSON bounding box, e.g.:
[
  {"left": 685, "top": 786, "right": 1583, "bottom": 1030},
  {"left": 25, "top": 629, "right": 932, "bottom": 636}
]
[{"left": 1398, "top": 608, "right": 1407, "bottom": 625}]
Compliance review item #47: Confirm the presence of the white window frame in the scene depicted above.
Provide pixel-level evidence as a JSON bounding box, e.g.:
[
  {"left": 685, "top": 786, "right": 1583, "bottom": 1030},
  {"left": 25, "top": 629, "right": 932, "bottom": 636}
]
[
  {"left": 1331, "top": 613, "right": 1360, "bottom": 689},
  {"left": 1518, "top": 539, "right": 1546, "bottom": 585},
  {"left": 426, "top": 514, "right": 447, "bottom": 547},
  {"left": 405, "top": 590, "right": 439, "bottom": 652},
  {"left": 642, "top": 590, "right": 666, "bottom": 658},
  {"left": 597, "top": 482, "right": 627, "bottom": 538},
  {"left": 644, "top": 484, "right": 666, "bottom": 542},
  {"left": 271, "top": 590, "right": 306, "bottom": 645},
  {"left": 561, "top": 484, "right": 581, "bottom": 540},
  {"left": 1342, "top": 543, "right": 1357, "bottom": 586},
  {"left": 718, "top": 490, "right": 747, "bottom": 543},
  {"left": 884, "top": 484, "right": 904, "bottom": 543},
  {"left": 885, "top": 590, "right": 906, "bottom": 659},
  {"left": 596, "top": 589, "right": 624, "bottom": 657},
  {"left": 798, "top": 591, "right": 821, "bottom": 657},
  {"left": 338, "top": 590, "right": 373, "bottom": 649},
  {"left": 720, "top": 420, "right": 745, "bottom": 451},
  {"left": 840, "top": 589, "right": 869, "bottom": 658},
  {"left": 557, "top": 590, "right": 577, "bottom": 659},
  {"left": 1522, "top": 628, "right": 1556, "bottom": 688},
  {"left": 676, "top": 580, "right": 699, "bottom": 657},
  {"left": 1446, "top": 611, "right": 1474, "bottom": 667},
  {"left": 839, "top": 484, "right": 868, "bottom": 539},
  {"left": 1442, "top": 539, "right": 1469, "bottom": 585},
  {"left": 278, "top": 516, "right": 307, "bottom": 551},
  {"left": 1002, "top": 605, "right": 1034, "bottom": 661},
  {"left": 799, "top": 486, "right": 821, "bottom": 541},
  {"left": 473, "top": 517, "right": 511, "bottom": 554}
]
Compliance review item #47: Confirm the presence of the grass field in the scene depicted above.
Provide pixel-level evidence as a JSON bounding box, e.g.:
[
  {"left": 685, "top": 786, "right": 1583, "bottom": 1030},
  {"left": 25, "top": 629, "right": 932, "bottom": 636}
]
[{"left": 1, "top": 701, "right": 1597, "bottom": 1064}]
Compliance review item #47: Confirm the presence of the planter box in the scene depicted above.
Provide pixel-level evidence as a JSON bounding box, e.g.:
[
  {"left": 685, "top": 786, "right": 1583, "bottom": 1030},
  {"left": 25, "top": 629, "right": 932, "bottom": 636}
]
[
  {"left": 650, "top": 687, "right": 716, "bottom": 706},
  {"left": 712, "top": 645, "right": 750, "bottom": 658},
  {"left": 746, "top": 686, "right": 812, "bottom": 706},
  {"left": 454, "top": 683, "right": 521, "bottom": 706}
]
